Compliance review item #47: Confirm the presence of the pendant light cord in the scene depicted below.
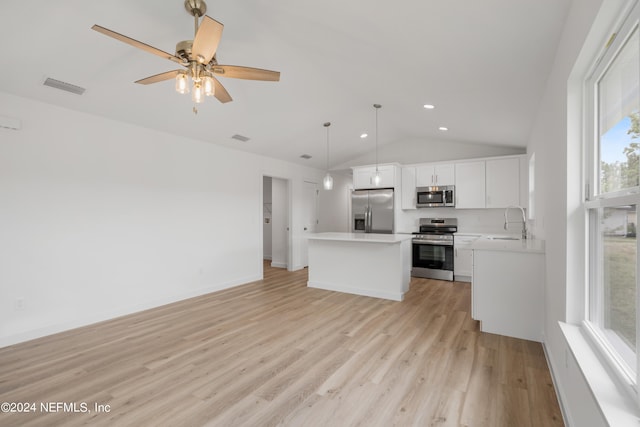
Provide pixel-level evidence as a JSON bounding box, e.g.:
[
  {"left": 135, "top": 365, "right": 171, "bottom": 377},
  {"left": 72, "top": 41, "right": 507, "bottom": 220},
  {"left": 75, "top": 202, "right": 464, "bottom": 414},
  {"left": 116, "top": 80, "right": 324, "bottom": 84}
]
[
  {"left": 374, "top": 104, "right": 381, "bottom": 173},
  {"left": 324, "top": 122, "right": 331, "bottom": 172}
]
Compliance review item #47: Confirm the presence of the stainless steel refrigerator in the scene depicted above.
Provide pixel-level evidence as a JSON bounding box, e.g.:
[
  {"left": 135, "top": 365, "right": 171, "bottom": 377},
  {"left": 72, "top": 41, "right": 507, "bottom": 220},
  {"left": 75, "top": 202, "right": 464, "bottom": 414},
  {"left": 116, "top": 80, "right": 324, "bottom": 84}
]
[{"left": 351, "top": 188, "right": 394, "bottom": 234}]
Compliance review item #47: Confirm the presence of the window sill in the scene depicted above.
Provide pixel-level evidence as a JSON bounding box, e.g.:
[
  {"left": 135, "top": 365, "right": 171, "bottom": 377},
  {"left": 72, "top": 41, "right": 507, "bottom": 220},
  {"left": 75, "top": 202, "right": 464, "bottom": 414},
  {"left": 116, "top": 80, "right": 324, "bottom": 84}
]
[{"left": 559, "top": 322, "right": 639, "bottom": 425}]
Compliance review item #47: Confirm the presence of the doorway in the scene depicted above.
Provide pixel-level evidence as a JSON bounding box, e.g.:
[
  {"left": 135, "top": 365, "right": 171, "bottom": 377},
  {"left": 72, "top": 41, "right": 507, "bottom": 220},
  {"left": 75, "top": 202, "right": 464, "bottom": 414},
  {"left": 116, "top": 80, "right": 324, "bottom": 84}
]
[{"left": 263, "top": 176, "right": 290, "bottom": 270}]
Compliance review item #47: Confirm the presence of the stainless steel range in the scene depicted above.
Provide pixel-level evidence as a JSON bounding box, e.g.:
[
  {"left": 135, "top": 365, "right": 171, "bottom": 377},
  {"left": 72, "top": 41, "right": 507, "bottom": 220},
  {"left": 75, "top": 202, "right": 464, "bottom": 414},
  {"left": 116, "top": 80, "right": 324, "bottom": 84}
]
[{"left": 411, "top": 218, "right": 457, "bottom": 281}]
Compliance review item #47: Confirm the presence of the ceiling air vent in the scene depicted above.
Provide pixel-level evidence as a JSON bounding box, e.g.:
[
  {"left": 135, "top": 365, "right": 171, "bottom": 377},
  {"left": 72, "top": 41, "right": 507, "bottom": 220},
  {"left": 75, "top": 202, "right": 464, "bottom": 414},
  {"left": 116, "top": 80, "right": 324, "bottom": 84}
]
[
  {"left": 43, "top": 78, "right": 86, "bottom": 95},
  {"left": 300, "top": 154, "right": 312, "bottom": 159},
  {"left": 231, "top": 134, "right": 250, "bottom": 142}
]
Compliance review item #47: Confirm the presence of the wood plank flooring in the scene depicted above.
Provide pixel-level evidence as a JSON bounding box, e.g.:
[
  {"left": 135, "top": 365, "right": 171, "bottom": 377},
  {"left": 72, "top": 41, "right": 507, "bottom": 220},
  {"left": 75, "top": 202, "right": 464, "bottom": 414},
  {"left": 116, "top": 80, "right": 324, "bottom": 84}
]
[{"left": 0, "top": 262, "right": 564, "bottom": 426}]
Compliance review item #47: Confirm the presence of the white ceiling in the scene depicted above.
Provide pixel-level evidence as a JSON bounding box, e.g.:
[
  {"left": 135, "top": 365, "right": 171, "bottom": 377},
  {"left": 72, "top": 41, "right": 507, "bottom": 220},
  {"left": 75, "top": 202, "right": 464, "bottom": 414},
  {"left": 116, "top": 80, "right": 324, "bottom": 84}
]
[{"left": 0, "top": 0, "right": 571, "bottom": 170}]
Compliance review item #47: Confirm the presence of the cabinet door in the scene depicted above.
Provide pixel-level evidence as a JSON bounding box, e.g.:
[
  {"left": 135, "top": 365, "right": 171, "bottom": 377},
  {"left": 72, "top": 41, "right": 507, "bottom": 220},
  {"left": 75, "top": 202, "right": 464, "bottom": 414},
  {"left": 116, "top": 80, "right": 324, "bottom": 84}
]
[
  {"left": 416, "top": 164, "right": 454, "bottom": 186},
  {"left": 401, "top": 167, "right": 416, "bottom": 210},
  {"left": 454, "top": 248, "right": 473, "bottom": 277},
  {"left": 353, "top": 167, "right": 375, "bottom": 189},
  {"left": 377, "top": 165, "right": 396, "bottom": 188},
  {"left": 454, "top": 235, "right": 476, "bottom": 280},
  {"left": 486, "top": 158, "right": 520, "bottom": 208},
  {"left": 434, "top": 164, "right": 455, "bottom": 185},
  {"left": 415, "top": 165, "right": 435, "bottom": 187},
  {"left": 455, "top": 162, "right": 485, "bottom": 209},
  {"left": 353, "top": 165, "right": 395, "bottom": 189}
]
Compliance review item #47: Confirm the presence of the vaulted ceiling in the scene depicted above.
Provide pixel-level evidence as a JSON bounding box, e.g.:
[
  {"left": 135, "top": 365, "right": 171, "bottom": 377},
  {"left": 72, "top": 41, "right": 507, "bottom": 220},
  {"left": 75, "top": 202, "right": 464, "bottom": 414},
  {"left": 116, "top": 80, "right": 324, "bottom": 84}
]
[{"left": 0, "top": 0, "right": 571, "bottom": 169}]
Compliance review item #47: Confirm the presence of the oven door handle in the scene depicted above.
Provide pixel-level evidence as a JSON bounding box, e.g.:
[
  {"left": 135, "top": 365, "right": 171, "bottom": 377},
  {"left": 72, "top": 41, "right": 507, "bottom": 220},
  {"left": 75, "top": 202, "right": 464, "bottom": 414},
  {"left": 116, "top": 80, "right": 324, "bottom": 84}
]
[{"left": 412, "top": 239, "right": 454, "bottom": 246}]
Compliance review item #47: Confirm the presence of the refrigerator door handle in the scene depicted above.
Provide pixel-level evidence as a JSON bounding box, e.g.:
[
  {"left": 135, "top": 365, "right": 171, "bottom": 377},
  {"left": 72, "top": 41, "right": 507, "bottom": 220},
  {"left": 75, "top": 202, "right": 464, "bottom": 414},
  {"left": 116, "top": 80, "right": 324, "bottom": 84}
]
[
  {"left": 368, "top": 206, "right": 373, "bottom": 233},
  {"left": 364, "top": 207, "right": 369, "bottom": 233}
]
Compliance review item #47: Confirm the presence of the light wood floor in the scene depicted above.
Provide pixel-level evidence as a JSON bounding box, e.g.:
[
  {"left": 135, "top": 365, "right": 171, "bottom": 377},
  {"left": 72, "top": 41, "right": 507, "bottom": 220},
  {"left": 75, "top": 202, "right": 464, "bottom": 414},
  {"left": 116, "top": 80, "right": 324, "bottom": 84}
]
[{"left": 0, "top": 261, "right": 563, "bottom": 427}]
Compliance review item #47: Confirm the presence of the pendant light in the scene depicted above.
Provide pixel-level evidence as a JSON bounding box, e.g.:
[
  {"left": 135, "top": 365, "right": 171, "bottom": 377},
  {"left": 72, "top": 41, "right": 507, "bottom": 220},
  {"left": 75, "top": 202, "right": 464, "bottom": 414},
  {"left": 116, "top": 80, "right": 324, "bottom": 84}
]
[
  {"left": 323, "top": 122, "right": 334, "bottom": 190},
  {"left": 372, "top": 104, "right": 382, "bottom": 186}
]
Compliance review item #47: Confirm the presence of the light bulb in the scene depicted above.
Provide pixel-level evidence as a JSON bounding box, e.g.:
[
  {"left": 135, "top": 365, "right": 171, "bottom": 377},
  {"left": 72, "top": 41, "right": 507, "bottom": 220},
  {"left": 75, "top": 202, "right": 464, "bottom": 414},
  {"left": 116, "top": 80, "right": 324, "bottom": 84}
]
[
  {"left": 372, "top": 171, "right": 382, "bottom": 186},
  {"left": 192, "top": 82, "right": 204, "bottom": 103},
  {"left": 323, "top": 173, "right": 334, "bottom": 190},
  {"left": 203, "top": 75, "right": 214, "bottom": 96},
  {"left": 175, "top": 72, "right": 189, "bottom": 94}
]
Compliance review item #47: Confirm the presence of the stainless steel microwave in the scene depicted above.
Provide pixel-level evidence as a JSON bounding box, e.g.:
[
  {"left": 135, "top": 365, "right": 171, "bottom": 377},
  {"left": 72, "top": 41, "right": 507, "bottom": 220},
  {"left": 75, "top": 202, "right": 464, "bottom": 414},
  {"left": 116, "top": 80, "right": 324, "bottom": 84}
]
[{"left": 416, "top": 186, "right": 455, "bottom": 208}]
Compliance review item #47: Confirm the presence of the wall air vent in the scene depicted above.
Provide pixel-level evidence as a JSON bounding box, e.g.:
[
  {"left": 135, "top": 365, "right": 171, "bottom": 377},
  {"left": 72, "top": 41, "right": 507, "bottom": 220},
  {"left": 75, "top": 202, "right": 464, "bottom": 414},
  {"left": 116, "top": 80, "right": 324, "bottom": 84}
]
[
  {"left": 231, "top": 134, "right": 250, "bottom": 142},
  {"left": 300, "top": 154, "right": 312, "bottom": 159},
  {"left": 43, "top": 78, "right": 86, "bottom": 95}
]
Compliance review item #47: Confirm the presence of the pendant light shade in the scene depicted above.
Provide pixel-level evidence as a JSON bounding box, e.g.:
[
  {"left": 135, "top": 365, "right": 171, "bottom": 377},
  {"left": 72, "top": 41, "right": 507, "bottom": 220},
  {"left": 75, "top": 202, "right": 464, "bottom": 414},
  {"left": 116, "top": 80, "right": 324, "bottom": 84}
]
[
  {"left": 323, "top": 122, "right": 333, "bottom": 190},
  {"left": 323, "top": 173, "right": 334, "bottom": 190},
  {"left": 373, "top": 104, "right": 382, "bottom": 186}
]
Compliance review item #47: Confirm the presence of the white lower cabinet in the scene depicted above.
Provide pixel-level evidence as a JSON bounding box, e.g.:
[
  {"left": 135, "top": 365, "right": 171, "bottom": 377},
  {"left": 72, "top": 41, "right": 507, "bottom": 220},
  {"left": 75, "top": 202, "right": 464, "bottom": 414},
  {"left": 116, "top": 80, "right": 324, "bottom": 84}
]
[
  {"left": 472, "top": 249, "right": 544, "bottom": 342},
  {"left": 454, "top": 234, "right": 477, "bottom": 282}
]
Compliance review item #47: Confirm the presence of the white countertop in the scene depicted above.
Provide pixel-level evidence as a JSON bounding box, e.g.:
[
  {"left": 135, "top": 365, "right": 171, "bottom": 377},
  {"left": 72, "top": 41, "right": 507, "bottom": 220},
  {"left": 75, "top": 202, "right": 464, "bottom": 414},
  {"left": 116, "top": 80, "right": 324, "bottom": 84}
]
[
  {"left": 306, "top": 232, "right": 413, "bottom": 244},
  {"left": 470, "top": 236, "right": 545, "bottom": 253}
]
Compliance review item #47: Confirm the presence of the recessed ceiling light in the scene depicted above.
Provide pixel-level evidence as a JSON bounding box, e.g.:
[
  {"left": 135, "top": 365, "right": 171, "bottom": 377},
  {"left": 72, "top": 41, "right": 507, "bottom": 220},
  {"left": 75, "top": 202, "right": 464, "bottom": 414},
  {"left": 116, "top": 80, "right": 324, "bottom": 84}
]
[
  {"left": 423, "top": 104, "right": 435, "bottom": 109},
  {"left": 439, "top": 127, "right": 448, "bottom": 131},
  {"left": 360, "top": 133, "right": 368, "bottom": 139}
]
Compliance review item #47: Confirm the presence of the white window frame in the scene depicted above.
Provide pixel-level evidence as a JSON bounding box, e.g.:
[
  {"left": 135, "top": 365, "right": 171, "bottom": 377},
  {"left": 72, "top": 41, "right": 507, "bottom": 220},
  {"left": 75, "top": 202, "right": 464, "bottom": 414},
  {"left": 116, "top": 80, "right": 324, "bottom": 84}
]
[{"left": 584, "top": 0, "right": 640, "bottom": 404}]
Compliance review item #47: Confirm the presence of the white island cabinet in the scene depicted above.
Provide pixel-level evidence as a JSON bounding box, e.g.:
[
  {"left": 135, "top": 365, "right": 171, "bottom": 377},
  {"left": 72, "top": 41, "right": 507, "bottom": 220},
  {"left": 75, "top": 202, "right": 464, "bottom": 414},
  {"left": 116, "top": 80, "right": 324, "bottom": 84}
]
[
  {"left": 471, "top": 237, "right": 545, "bottom": 342},
  {"left": 306, "top": 233, "right": 413, "bottom": 301}
]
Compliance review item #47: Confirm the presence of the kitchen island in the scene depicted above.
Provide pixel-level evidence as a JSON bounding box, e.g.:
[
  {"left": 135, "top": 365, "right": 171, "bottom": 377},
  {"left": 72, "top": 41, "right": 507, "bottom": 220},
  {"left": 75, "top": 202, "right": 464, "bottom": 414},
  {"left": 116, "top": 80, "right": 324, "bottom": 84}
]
[
  {"left": 306, "top": 232, "right": 413, "bottom": 301},
  {"left": 470, "top": 236, "right": 545, "bottom": 342}
]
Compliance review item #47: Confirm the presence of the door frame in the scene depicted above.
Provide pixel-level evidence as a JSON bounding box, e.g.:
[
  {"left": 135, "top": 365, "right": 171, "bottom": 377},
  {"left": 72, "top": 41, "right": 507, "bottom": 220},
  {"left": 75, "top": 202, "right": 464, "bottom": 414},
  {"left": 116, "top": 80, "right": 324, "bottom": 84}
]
[{"left": 261, "top": 175, "right": 292, "bottom": 277}]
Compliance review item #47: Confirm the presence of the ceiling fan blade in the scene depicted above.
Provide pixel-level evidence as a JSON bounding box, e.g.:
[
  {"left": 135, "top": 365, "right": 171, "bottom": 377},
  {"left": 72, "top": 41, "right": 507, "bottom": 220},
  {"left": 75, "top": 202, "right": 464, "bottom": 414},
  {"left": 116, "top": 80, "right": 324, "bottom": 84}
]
[
  {"left": 92, "top": 25, "right": 184, "bottom": 65},
  {"left": 135, "top": 70, "right": 182, "bottom": 85},
  {"left": 192, "top": 16, "right": 224, "bottom": 64},
  {"left": 212, "top": 65, "right": 280, "bottom": 81},
  {"left": 212, "top": 77, "right": 232, "bottom": 103}
]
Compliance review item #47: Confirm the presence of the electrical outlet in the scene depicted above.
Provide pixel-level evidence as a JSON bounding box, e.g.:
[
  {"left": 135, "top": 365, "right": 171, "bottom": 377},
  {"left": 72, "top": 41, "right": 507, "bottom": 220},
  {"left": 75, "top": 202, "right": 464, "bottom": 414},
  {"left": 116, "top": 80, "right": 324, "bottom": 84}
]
[{"left": 15, "top": 298, "right": 25, "bottom": 311}]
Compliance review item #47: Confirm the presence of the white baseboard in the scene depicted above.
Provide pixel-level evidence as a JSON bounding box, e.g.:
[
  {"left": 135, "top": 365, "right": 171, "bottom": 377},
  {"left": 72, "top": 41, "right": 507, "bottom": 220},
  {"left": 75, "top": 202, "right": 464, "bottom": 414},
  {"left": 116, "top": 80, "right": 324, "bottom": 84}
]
[
  {"left": 0, "top": 274, "right": 260, "bottom": 349},
  {"left": 271, "top": 261, "right": 287, "bottom": 268},
  {"left": 542, "top": 341, "right": 571, "bottom": 427},
  {"left": 307, "top": 280, "right": 404, "bottom": 301}
]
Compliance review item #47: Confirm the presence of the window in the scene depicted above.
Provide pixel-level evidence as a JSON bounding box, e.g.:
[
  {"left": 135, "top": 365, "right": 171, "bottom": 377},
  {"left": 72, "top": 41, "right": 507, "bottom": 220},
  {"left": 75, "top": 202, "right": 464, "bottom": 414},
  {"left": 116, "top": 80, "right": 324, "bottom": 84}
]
[{"left": 585, "top": 1, "right": 640, "bottom": 391}]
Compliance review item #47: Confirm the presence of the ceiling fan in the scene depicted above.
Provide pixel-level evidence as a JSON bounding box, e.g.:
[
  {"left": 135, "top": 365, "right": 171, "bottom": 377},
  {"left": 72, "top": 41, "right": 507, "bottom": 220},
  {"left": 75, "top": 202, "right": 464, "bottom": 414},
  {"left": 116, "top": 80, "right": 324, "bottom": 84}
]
[{"left": 92, "top": 0, "right": 280, "bottom": 109}]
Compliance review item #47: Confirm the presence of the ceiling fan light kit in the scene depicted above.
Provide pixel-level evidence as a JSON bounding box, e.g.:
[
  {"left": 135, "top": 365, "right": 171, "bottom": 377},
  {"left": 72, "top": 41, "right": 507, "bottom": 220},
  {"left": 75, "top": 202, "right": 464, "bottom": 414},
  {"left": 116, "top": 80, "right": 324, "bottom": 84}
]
[{"left": 92, "top": 0, "right": 280, "bottom": 112}]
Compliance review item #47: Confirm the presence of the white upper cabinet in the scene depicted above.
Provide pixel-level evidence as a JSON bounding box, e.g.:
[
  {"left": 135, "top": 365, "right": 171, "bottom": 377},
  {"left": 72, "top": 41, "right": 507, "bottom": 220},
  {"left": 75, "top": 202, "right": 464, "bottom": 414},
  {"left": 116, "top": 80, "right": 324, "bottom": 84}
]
[
  {"left": 352, "top": 165, "right": 396, "bottom": 189},
  {"left": 416, "top": 164, "right": 455, "bottom": 187},
  {"left": 401, "top": 166, "right": 417, "bottom": 210},
  {"left": 485, "top": 158, "right": 520, "bottom": 208},
  {"left": 455, "top": 161, "right": 486, "bottom": 209}
]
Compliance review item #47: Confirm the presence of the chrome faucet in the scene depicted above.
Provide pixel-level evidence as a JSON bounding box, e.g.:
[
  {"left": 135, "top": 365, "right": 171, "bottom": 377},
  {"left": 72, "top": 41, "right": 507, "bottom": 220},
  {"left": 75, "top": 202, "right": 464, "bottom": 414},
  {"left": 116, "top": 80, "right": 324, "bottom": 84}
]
[{"left": 504, "top": 205, "right": 527, "bottom": 239}]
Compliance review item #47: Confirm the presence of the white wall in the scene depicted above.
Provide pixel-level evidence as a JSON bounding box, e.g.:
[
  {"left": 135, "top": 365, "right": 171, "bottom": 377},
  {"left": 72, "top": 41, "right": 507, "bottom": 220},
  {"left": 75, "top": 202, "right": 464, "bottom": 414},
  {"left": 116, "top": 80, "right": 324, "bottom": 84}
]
[
  {"left": 0, "top": 91, "right": 323, "bottom": 347},
  {"left": 396, "top": 207, "right": 513, "bottom": 235},
  {"left": 334, "top": 137, "right": 525, "bottom": 170},
  {"left": 262, "top": 176, "right": 272, "bottom": 260},
  {"left": 527, "top": 0, "right": 627, "bottom": 425},
  {"left": 317, "top": 172, "right": 352, "bottom": 232}
]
